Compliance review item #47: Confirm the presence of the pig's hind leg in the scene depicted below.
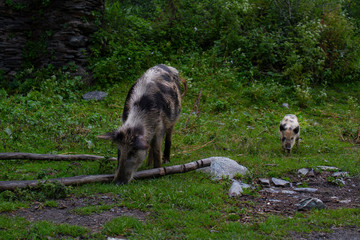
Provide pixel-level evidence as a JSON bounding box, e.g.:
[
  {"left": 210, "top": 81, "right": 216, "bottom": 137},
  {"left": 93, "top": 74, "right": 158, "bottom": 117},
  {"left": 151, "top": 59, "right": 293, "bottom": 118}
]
[
  {"left": 163, "top": 127, "right": 173, "bottom": 163},
  {"left": 148, "top": 135, "right": 163, "bottom": 168}
]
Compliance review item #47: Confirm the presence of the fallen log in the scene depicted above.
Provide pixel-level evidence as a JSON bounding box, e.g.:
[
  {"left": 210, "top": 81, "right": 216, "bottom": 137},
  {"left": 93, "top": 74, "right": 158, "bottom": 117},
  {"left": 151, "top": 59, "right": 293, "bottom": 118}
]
[
  {"left": 0, "top": 158, "right": 212, "bottom": 191},
  {"left": 0, "top": 152, "right": 117, "bottom": 161}
]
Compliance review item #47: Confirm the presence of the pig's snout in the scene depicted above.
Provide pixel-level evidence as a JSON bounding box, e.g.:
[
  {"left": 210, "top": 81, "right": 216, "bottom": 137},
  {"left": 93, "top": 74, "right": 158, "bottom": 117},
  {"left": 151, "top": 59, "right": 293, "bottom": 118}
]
[{"left": 286, "top": 143, "right": 292, "bottom": 150}]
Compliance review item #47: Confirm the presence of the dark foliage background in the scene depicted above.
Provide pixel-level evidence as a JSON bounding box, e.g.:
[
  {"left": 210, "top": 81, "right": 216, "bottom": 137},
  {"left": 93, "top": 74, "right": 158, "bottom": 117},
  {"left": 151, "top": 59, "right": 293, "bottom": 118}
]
[{"left": 88, "top": 0, "right": 360, "bottom": 87}]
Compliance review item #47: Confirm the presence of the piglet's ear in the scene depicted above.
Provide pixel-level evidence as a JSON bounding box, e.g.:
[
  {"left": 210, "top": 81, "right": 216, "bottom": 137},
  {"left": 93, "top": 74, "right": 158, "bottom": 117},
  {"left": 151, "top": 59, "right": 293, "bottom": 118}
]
[
  {"left": 97, "top": 132, "right": 116, "bottom": 140},
  {"left": 293, "top": 126, "right": 300, "bottom": 134},
  {"left": 279, "top": 124, "right": 286, "bottom": 132},
  {"left": 133, "top": 135, "right": 149, "bottom": 150}
]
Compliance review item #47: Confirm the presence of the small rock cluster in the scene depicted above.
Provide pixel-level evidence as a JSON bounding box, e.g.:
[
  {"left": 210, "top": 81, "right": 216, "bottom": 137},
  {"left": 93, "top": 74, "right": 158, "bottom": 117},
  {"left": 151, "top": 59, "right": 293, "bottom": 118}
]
[
  {"left": 197, "top": 157, "right": 250, "bottom": 197},
  {"left": 199, "top": 159, "right": 356, "bottom": 212},
  {"left": 258, "top": 166, "right": 351, "bottom": 211}
]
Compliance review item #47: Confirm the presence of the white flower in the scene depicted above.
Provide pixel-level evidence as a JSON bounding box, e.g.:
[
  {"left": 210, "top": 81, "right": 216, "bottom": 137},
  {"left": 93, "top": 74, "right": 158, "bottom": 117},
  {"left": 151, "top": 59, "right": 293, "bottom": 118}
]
[{"left": 194, "top": 27, "right": 198, "bottom": 31}]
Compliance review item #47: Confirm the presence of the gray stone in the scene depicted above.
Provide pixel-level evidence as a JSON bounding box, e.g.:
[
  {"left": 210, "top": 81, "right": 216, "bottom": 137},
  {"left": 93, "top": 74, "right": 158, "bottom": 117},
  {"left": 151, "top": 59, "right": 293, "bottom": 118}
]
[
  {"left": 316, "top": 166, "right": 339, "bottom": 171},
  {"left": 281, "top": 190, "right": 297, "bottom": 195},
  {"left": 298, "top": 168, "right": 310, "bottom": 176},
  {"left": 82, "top": 91, "right": 107, "bottom": 101},
  {"left": 293, "top": 187, "right": 318, "bottom": 193},
  {"left": 339, "top": 199, "right": 351, "bottom": 204},
  {"left": 271, "top": 177, "right": 290, "bottom": 187},
  {"left": 228, "top": 180, "right": 243, "bottom": 197},
  {"left": 307, "top": 169, "right": 315, "bottom": 177},
  {"left": 297, "top": 198, "right": 325, "bottom": 211},
  {"left": 338, "top": 179, "right": 346, "bottom": 186},
  {"left": 240, "top": 183, "right": 251, "bottom": 189},
  {"left": 282, "top": 103, "right": 289, "bottom": 108},
  {"left": 259, "top": 178, "right": 270, "bottom": 187},
  {"left": 260, "top": 188, "right": 280, "bottom": 194},
  {"left": 332, "top": 172, "right": 349, "bottom": 178},
  {"left": 209, "top": 157, "right": 249, "bottom": 180}
]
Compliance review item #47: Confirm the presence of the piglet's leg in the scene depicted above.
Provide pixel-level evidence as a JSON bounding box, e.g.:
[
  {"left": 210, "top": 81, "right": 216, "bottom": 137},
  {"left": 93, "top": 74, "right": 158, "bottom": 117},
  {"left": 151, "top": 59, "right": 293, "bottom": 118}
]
[
  {"left": 163, "top": 127, "right": 173, "bottom": 163},
  {"left": 147, "top": 147, "right": 154, "bottom": 167},
  {"left": 151, "top": 135, "right": 163, "bottom": 168}
]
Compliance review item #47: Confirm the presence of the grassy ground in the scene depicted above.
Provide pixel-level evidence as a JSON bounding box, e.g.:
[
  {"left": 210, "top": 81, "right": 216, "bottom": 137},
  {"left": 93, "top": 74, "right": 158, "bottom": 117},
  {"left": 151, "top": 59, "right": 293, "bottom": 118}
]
[{"left": 0, "top": 62, "right": 359, "bottom": 239}]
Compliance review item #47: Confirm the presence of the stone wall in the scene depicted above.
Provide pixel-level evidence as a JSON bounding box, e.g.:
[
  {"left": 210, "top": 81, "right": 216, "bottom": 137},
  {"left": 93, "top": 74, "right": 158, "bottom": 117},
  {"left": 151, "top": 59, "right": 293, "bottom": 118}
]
[{"left": 0, "top": 0, "right": 104, "bottom": 77}]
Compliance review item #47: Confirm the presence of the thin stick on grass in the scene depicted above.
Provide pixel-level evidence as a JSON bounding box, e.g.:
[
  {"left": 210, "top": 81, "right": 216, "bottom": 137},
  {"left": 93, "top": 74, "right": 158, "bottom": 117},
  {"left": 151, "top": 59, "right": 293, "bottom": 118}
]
[
  {"left": 175, "top": 137, "right": 217, "bottom": 155},
  {"left": 185, "top": 89, "right": 202, "bottom": 129},
  {"left": 0, "top": 158, "right": 212, "bottom": 191}
]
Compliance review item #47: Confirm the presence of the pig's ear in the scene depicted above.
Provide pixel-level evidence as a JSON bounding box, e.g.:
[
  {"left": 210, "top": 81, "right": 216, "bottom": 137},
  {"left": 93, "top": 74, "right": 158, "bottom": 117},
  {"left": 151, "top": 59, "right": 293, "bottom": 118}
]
[
  {"left": 279, "top": 124, "right": 286, "bottom": 131},
  {"left": 133, "top": 135, "right": 149, "bottom": 150},
  {"left": 293, "top": 126, "right": 300, "bottom": 134},
  {"left": 97, "top": 131, "right": 117, "bottom": 141}
]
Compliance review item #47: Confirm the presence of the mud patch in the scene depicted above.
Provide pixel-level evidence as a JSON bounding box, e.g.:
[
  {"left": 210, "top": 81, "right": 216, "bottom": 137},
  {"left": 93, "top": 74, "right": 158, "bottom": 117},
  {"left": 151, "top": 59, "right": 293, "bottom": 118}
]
[
  {"left": 4, "top": 194, "right": 148, "bottom": 233},
  {"left": 291, "top": 226, "right": 360, "bottom": 240}
]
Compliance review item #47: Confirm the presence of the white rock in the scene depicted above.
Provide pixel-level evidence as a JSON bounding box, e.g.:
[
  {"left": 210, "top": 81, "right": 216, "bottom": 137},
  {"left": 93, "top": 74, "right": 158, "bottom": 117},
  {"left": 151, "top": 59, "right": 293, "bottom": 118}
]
[
  {"left": 208, "top": 157, "right": 249, "bottom": 180},
  {"left": 339, "top": 199, "right": 351, "bottom": 204},
  {"left": 297, "top": 198, "right": 325, "bottom": 211},
  {"left": 298, "top": 168, "right": 310, "bottom": 176},
  {"left": 281, "top": 190, "right": 297, "bottom": 195},
  {"left": 228, "top": 180, "right": 243, "bottom": 197},
  {"left": 332, "top": 172, "right": 349, "bottom": 177},
  {"left": 282, "top": 103, "right": 289, "bottom": 108},
  {"left": 260, "top": 188, "right": 280, "bottom": 194},
  {"left": 293, "top": 188, "right": 318, "bottom": 193}
]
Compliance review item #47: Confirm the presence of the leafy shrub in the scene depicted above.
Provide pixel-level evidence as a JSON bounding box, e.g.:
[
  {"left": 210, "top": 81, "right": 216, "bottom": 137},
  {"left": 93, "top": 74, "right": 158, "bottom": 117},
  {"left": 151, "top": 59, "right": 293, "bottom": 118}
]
[
  {"left": 1, "top": 64, "right": 83, "bottom": 96},
  {"left": 319, "top": 11, "right": 360, "bottom": 83}
]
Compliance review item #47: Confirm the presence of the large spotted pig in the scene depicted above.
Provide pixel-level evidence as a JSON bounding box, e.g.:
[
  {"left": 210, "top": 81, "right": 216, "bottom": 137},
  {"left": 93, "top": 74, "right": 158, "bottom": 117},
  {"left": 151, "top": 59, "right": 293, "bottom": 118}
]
[
  {"left": 98, "top": 64, "right": 186, "bottom": 184},
  {"left": 279, "top": 114, "right": 300, "bottom": 153}
]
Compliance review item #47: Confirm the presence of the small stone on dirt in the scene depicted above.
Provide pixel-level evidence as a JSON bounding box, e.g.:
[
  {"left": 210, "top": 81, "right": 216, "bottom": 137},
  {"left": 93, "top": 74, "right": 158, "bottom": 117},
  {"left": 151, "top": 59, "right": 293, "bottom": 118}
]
[
  {"left": 259, "top": 178, "right": 270, "bottom": 187},
  {"left": 298, "top": 168, "right": 310, "bottom": 176},
  {"left": 272, "top": 177, "right": 290, "bottom": 187},
  {"left": 229, "top": 180, "right": 243, "bottom": 197},
  {"left": 293, "top": 187, "right": 318, "bottom": 193},
  {"left": 332, "top": 172, "right": 349, "bottom": 177},
  {"left": 297, "top": 197, "right": 325, "bottom": 211}
]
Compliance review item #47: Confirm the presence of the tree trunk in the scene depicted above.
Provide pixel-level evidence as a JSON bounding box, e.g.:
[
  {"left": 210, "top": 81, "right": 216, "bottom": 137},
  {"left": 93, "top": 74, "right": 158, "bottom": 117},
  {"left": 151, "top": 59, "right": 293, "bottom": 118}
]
[{"left": 0, "top": 158, "right": 212, "bottom": 191}]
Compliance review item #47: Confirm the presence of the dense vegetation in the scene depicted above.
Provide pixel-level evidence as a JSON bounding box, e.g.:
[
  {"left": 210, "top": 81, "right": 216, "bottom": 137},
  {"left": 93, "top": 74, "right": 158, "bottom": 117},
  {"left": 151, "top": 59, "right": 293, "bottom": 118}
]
[
  {"left": 89, "top": 0, "right": 360, "bottom": 86},
  {"left": 1, "top": 0, "right": 360, "bottom": 239}
]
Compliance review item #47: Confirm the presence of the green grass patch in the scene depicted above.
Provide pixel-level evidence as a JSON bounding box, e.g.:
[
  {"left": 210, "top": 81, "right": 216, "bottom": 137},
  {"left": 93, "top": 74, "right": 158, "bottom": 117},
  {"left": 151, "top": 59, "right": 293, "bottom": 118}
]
[
  {"left": 72, "top": 204, "right": 114, "bottom": 216},
  {"left": 1, "top": 36, "right": 359, "bottom": 240}
]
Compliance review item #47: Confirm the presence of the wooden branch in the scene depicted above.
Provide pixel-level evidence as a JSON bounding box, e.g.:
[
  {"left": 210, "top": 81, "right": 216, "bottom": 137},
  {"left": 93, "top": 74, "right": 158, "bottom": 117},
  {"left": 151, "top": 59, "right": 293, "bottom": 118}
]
[
  {"left": 0, "top": 152, "right": 117, "bottom": 161},
  {"left": 0, "top": 158, "right": 213, "bottom": 191}
]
